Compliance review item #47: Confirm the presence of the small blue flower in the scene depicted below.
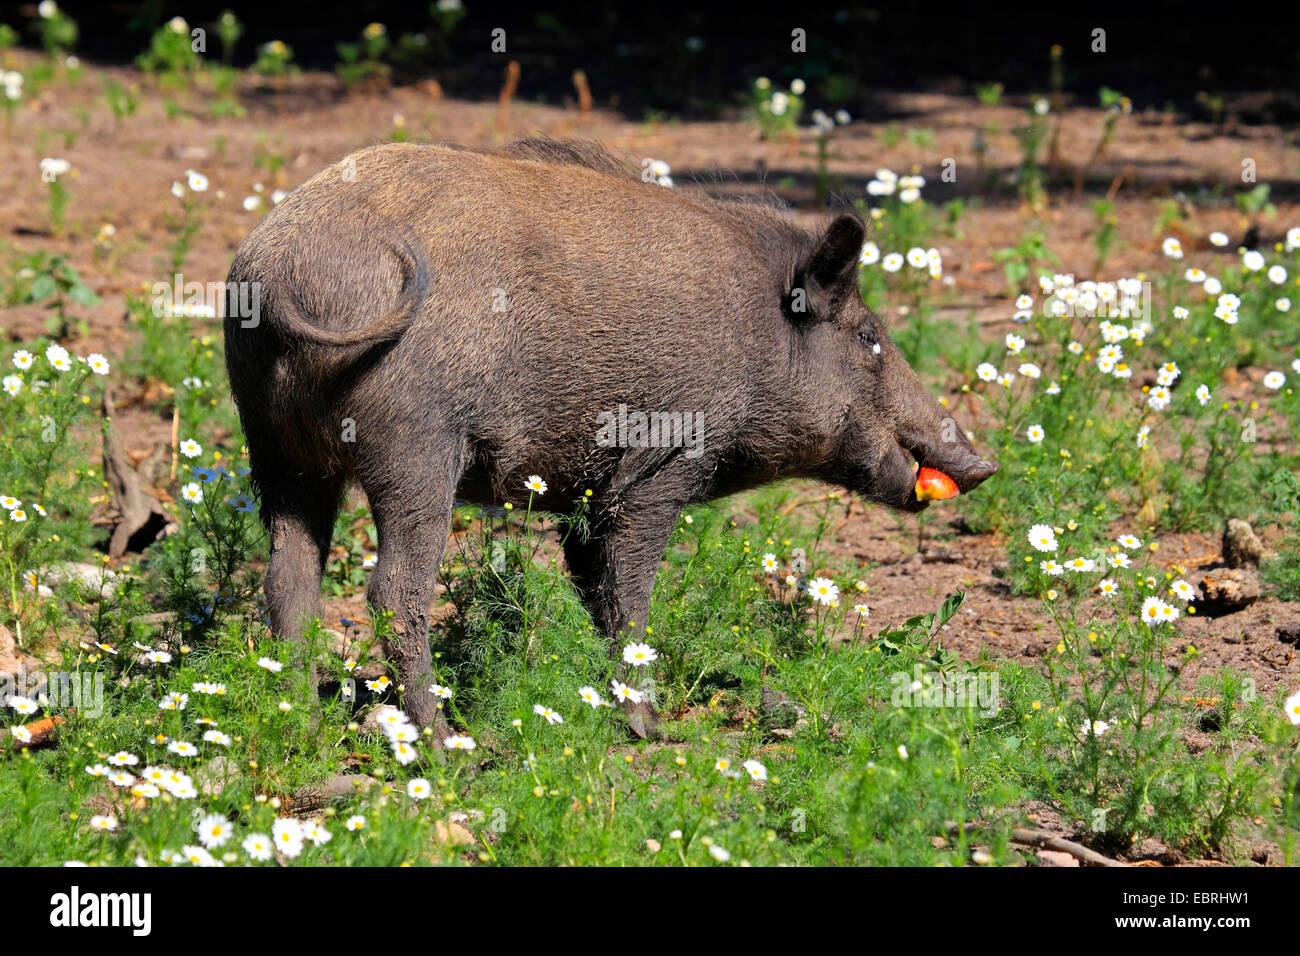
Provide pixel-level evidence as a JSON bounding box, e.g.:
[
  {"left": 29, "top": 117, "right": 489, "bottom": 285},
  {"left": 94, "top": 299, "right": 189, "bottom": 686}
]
[
  {"left": 191, "top": 466, "right": 218, "bottom": 484},
  {"left": 227, "top": 493, "right": 255, "bottom": 513}
]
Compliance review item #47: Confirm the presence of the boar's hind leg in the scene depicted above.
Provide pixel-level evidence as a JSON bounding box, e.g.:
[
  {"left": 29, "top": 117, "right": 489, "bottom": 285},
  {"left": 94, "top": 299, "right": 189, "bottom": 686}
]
[
  {"left": 563, "top": 498, "right": 682, "bottom": 739},
  {"left": 263, "top": 474, "right": 345, "bottom": 648},
  {"left": 359, "top": 439, "right": 465, "bottom": 736}
]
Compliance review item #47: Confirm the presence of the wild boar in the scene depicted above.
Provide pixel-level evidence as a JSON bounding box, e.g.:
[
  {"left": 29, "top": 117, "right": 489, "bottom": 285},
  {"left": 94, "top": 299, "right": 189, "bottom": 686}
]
[{"left": 223, "top": 137, "right": 998, "bottom": 737}]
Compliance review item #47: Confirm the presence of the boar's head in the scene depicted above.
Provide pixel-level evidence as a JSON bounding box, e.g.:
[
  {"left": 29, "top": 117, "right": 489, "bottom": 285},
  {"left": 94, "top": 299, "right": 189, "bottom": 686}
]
[{"left": 786, "top": 213, "right": 998, "bottom": 512}]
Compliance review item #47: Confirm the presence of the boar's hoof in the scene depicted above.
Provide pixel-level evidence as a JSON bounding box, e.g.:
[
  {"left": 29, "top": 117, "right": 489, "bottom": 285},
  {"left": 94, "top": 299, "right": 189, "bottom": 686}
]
[{"left": 624, "top": 700, "right": 660, "bottom": 740}]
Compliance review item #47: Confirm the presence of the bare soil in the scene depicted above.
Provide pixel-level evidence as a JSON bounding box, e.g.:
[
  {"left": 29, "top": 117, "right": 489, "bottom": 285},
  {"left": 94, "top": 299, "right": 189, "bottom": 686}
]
[{"left": 3, "top": 52, "right": 1298, "bottom": 743}]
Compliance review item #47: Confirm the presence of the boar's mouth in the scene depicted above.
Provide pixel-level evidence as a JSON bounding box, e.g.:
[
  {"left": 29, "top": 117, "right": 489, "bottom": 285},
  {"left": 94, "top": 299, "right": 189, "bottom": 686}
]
[{"left": 871, "top": 436, "right": 999, "bottom": 514}]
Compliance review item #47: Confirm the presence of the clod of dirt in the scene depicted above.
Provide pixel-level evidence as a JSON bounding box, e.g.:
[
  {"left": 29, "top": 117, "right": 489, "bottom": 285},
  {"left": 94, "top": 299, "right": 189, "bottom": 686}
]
[
  {"left": 1129, "top": 837, "right": 1184, "bottom": 865},
  {"left": 1276, "top": 620, "right": 1300, "bottom": 646},
  {"left": 195, "top": 756, "right": 241, "bottom": 797},
  {"left": 1197, "top": 568, "right": 1262, "bottom": 615},
  {"left": 433, "top": 818, "right": 476, "bottom": 847},
  {"left": 1222, "top": 519, "right": 1265, "bottom": 569},
  {"left": 759, "top": 686, "right": 805, "bottom": 731},
  {"left": 44, "top": 562, "right": 123, "bottom": 600},
  {"left": 0, "top": 624, "right": 42, "bottom": 674},
  {"left": 290, "top": 773, "right": 379, "bottom": 810}
]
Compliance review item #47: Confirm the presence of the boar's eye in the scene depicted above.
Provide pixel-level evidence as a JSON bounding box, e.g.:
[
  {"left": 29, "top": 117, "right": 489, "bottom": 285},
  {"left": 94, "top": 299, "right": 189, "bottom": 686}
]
[{"left": 857, "top": 328, "right": 881, "bottom": 355}]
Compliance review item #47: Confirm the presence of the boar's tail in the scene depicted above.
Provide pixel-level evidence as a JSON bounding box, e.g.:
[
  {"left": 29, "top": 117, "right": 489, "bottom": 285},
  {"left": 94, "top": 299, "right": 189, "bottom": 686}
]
[{"left": 271, "top": 241, "right": 429, "bottom": 348}]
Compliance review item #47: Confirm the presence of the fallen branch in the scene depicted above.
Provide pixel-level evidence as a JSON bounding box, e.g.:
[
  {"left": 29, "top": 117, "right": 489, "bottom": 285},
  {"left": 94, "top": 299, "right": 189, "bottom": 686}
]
[
  {"left": 946, "top": 821, "right": 1128, "bottom": 867},
  {"left": 103, "top": 385, "right": 174, "bottom": 557},
  {"left": 778, "top": 492, "right": 843, "bottom": 516},
  {"left": 1009, "top": 827, "right": 1128, "bottom": 867}
]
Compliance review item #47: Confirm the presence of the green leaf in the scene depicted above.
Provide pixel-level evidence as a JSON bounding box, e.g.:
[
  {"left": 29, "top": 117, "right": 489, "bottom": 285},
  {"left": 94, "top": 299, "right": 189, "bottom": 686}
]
[
  {"left": 68, "top": 283, "right": 99, "bottom": 306},
  {"left": 936, "top": 591, "right": 966, "bottom": 629},
  {"left": 27, "top": 274, "right": 57, "bottom": 302}
]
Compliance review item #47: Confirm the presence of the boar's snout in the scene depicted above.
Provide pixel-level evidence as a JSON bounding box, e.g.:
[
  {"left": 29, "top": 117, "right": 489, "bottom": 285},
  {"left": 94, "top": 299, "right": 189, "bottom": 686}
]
[
  {"left": 959, "top": 456, "right": 1000, "bottom": 490},
  {"left": 905, "top": 430, "right": 999, "bottom": 497},
  {"left": 888, "top": 420, "right": 998, "bottom": 512}
]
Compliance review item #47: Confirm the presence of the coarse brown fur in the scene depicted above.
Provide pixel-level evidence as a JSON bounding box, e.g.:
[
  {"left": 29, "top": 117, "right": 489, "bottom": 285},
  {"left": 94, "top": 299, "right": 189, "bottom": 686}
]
[{"left": 224, "top": 137, "right": 998, "bottom": 735}]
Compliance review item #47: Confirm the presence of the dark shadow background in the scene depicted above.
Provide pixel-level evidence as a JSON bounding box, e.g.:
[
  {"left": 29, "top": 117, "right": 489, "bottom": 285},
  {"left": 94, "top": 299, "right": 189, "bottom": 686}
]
[{"left": 4, "top": 0, "right": 1298, "bottom": 121}]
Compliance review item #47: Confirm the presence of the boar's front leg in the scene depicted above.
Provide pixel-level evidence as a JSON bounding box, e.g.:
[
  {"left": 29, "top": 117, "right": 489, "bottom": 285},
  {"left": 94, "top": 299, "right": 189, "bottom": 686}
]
[
  {"left": 358, "top": 437, "right": 465, "bottom": 736},
  {"left": 563, "top": 496, "right": 682, "bottom": 739}
]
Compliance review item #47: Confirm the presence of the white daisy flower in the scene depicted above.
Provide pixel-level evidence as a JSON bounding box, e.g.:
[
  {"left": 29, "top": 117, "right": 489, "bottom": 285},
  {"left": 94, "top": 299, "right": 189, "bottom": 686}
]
[
  {"left": 1081, "top": 718, "right": 1110, "bottom": 738},
  {"left": 242, "top": 833, "right": 273, "bottom": 861},
  {"left": 1285, "top": 690, "right": 1300, "bottom": 726},
  {"left": 1027, "top": 524, "right": 1057, "bottom": 553},
  {"left": 622, "top": 642, "right": 658, "bottom": 667},
  {"left": 806, "top": 576, "right": 839, "bottom": 605},
  {"left": 272, "top": 817, "right": 304, "bottom": 857},
  {"left": 197, "top": 813, "right": 232, "bottom": 848},
  {"left": 611, "top": 680, "right": 643, "bottom": 704},
  {"left": 533, "top": 704, "right": 564, "bottom": 725}
]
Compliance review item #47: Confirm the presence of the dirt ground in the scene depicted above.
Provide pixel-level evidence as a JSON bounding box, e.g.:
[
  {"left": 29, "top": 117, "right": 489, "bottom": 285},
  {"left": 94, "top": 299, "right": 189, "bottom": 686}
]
[{"left": 3, "top": 51, "right": 1299, "bottom": 710}]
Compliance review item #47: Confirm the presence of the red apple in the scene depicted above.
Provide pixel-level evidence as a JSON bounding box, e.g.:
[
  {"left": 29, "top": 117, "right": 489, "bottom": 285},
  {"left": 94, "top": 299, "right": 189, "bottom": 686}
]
[{"left": 915, "top": 466, "right": 959, "bottom": 501}]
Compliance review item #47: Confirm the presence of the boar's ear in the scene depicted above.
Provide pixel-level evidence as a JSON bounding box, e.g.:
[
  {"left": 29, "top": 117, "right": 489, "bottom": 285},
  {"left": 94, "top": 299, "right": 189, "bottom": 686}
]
[{"left": 787, "top": 214, "right": 865, "bottom": 323}]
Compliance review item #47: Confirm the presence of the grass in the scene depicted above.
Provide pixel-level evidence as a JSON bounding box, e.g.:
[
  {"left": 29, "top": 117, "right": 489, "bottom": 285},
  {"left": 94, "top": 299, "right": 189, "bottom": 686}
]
[
  {"left": 1, "top": 12, "right": 1299, "bottom": 868},
  {"left": 3, "top": 475, "right": 1296, "bottom": 865}
]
